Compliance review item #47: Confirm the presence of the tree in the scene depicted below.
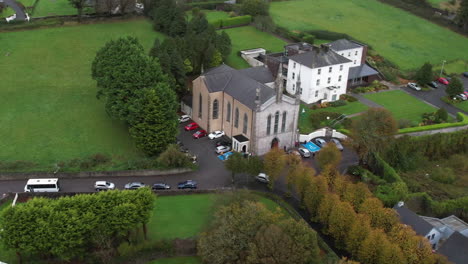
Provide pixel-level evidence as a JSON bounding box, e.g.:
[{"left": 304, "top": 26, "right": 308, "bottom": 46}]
[
  {"left": 68, "top": 0, "right": 86, "bottom": 22},
  {"left": 225, "top": 152, "right": 246, "bottom": 183},
  {"left": 158, "top": 144, "right": 191, "bottom": 168},
  {"left": 209, "top": 49, "right": 223, "bottom": 68},
  {"left": 241, "top": 0, "right": 269, "bottom": 17},
  {"left": 456, "top": 0, "right": 468, "bottom": 32},
  {"left": 316, "top": 193, "right": 340, "bottom": 232},
  {"left": 435, "top": 108, "right": 448, "bottom": 123},
  {"left": 216, "top": 31, "right": 232, "bottom": 60},
  {"left": 246, "top": 156, "right": 264, "bottom": 176},
  {"left": 302, "top": 175, "right": 328, "bottom": 219},
  {"left": 316, "top": 143, "right": 342, "bottom": 169},
  {"left": 414, "top": 62, "right": 433, "bottom": 86},
  {"left": 345, "top": 214, "right": 372, "bottom": 258},
  {"left": 263, "top": 147, "right": 286, "bottom": 189},
  {"left": 253, "top": 15, "right": 276, "bottom": 32},
  {"left": 350, "top": 108, "right": 397, "bottom": 164},
  {"left": 327, "top": 200, "right": 356, "bottom": 248},
  {"left": 358, "top": 197, "right": 398, "bottom": 233},
  {"left": 127, "top": 84, "right": 178, "bottom": 156},
  {"left": 446, "top": 77, "right": 464, "bottom": 97}
]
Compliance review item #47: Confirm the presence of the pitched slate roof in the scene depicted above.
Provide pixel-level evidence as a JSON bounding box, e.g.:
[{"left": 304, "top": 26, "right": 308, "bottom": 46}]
[
  {"left": 437, "top": 232, "right": 468, "bottom": 264},
  {"left": 329, "top": 39, "right": 363, "bottom": 51},
  {"left": 202, "top": 64, "right": 275, "bottom": 110},
  {"left": 394, "top": 205, "right": 434, "bottom": 236},
  {"left": 348, "top": 64, "right": 379, "bottom": 79},
  {"left": 288, "top": 48, "right": 352, "bottom": 69},
  {"left": 238, "top": 66, "right": 275, "bottom": 84}
]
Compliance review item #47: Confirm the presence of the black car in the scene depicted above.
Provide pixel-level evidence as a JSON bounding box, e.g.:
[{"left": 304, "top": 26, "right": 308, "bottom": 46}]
[
  {"left": 427, "top": 81, "right": 438, "bottom": 88},
  {"left": 463, "top": 72, "right": 468, "bottom": 78},
  {"left": 152, "top": 183, "right": 171, "bottom": 190},
  {"left": 215, "top": 139, "right": 231, "bottom": 147},
  {"left": 178, "top": 180, "right": 197, "bottom": 189}
]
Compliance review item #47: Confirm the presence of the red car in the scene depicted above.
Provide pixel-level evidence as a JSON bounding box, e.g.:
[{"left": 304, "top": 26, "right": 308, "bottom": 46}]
[
  {"left": 437, "top": 77, "right": 449, "bottom": 85},
  {"left": 184, "top": 122, "right": 199, "bottom": 131},
  {"left": 193, "top": 130, "right": 207, "bottom": 139}
]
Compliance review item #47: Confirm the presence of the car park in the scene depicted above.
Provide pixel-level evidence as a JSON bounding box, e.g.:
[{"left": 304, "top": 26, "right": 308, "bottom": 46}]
[
  {"left": 288, "top": 149, "right": 301, "bottom": 156},
  {"left": 330, "top": 138, "right": 344, "bottom": 151},
  {"left": 124, "top": 182, "right": 146, "bottom": 190},
  {"left": 208, "top": 130, "right": 225, "bottom": 139},
  {"left": 315, "top": 138, "right": 327, "bottom": 148},
  {"left": 456, "top": 94, "right": 467, "bottom": 101},
  {"left": 193, "top": 130, "right": 207, "bottom": 139},
  {"left": 437, "top": 77, "right": 449, "bottom": 85},
  {"left": 298, "top": 148, "right": 311, "bottom": 158},
  {"left": 215, "top": 139, "right": 231, "bottom": 147},
  {"left": 463, "top": 72, "right": 468, "bottom": 78},
  {"left": 178, "top": 115, "right": 190, "bottom": 123},
  {"left": 152, "top": 183, "right": 171, "bottom": 190},
  {"left": 255, "top": 173, "right": 269, "bottom": 183},
  {"left": 94, "top": 181, "right": 115, "bottom": 191},
  {"left": 216, "top": 145, "right": 231, "bottom": 154},
  {"left": 184, "top": 122, "right": 199, "bottom": 131},
  {"left": 178, "top": 180, "right": 197, "bottom": 189},
  {"left": 427, "top": 81, "right": 438, "bottom": 88},
  {"left": 407, "top": 82, "right": 421, "bottom": 91}
]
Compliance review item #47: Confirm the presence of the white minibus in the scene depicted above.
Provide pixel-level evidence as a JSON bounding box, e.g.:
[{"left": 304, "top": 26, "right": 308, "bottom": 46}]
[{"left": 24, "top": 178, "right": 60, "bottom": 192}]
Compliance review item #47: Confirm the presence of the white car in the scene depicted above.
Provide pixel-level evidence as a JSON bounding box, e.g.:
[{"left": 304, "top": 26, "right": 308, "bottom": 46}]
[
  {"left": 178, "top": 115, "right": 190, "bottom": 123},
  {"left": 298, "top": 148, "right": 311, "bottom": 158},
  {"left": 208, "top": 130, "right": 225, "bottom": 139},
  {"left": 94, "top": 181, "right": 115, "bottom": 191},
  {"left": 255, "top": 173, "right": 269, "bottom": 183},
  {"left": 216, "top": 145, "right": 231, "bottom": 154},
  {"left": 407, "top": 82, "right": 421, "bottom": 91}
]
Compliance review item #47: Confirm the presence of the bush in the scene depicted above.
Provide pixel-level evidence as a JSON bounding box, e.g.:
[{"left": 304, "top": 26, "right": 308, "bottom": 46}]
[
  {"left": 429, "top": 166, "right": 456, "bottom": 184},
  {"left": 368, "top": 153, "right": 402, "bottom": 183},
  {"left": 398, "top": 119, "right": 412, "bottom": 129},
  {"left": 157, "top": 144, "right": 191, "bottom": 168},
  {"left": 302, "top": 33, "right": 315, "bottom": 44},
  {"left": 306, "top": 29, "right": 351, "bottom": 41},
  {"left": 339, "top": 94, "right": 358, "bottom": 102},
  {"left": 328, "top": 100, "right": 347, "bottom": 107},
  {"left": 398, "top": 113, "right": 468, "bottom": 134},
  {"left": 220, "top": 15, "right": 252, "bottom": 27}
]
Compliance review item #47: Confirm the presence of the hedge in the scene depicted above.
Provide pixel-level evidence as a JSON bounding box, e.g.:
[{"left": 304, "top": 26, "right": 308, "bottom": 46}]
[
  {"left": 368, "top": 153, "right": 403, "bottom": 183},
  {"left": 187, "top": 1, "right": 224, "bottom": 9},
  {"left": 218, "top": 15, "right": 252, "bottom": 28},
  {"left": 398, "top": 113, "right": 468, "bottom": 134}
]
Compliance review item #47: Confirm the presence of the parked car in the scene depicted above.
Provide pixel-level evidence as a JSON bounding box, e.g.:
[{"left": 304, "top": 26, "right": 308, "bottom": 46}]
[
  {"left": 298, "top": 148, "right": 311, "bottom": 158},
  {"left": 407, "top": 82, "right": 421, "bottom": 91},
  {"left": 193, "top": 129, "right": 207, "bottom": 139},
  {"left": 446, "top": 77, "right": 452, "bottom": 82},
  {"left": 94, "top": 181, "right": 115, "bottom": 191},
  {"left": 330, "top": 138, "right": 344, "bottom": 151},
  {"left": 463, "top": 72, "right": 468, "bottom": 78},
  {"left": 152, "top": 183, "right": 171, "bottom": 190},
  {"left": 208, "top": 130, "right": 225, "bottom": 139},
  {"left": 178, "top": 180, "right": 197, "bottom": 189},
  {"left": 215, "top": 139, "right": 231, "bottom": 147},
  {"left": 216, "top": 145, "right": 231, "bottom": 154},
  {"left": 184, "top": 122, "right": 199, "bottom": 131},
  {"left": 463, "top": 91, "right": 468, "bottom": 98},
  {"left": 178, "top": 115, "right": 190, "bottom": 123},
  {"left": 255, "top": 173, "right": 269, "bottom": 183},
  {"left": 288, "top": 149, "right": 301, "bottom": 156},
  {"left": 315, "top": 138, "right": 327, "bottom": 148},
  {"left": 456, "top": 94, "right": 467, "bottom": 101},
  {"left": 124, "top": 182, "right": 146, "bottom": 190},
  {"left": 437, "top": 77, "right": 449, "bottom": 85},
  {"left": 427, "top": 81, "right": 438, "bottom": 89}
]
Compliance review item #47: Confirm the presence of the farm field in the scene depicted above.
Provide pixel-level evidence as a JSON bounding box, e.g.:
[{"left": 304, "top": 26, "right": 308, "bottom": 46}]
[
  {"left": 222, "top": 26, "right": 287, "bottom": 69},
  {"left": 149, "top": 257, "right": 202, "bottom": 264},
  {"left": 363, "top": 90, "right": 437, "bottom": 123},
  {"left": 270, "top": 0, "right": 468, "bottom": 70},
  {"left": 0, "top": 19, "right": 161, "bottom": 169}
]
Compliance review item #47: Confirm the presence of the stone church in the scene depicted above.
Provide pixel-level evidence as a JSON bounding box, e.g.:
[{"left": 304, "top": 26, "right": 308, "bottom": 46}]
[{"left": 192, "top": 64, "right": 300, "bottom": 156}]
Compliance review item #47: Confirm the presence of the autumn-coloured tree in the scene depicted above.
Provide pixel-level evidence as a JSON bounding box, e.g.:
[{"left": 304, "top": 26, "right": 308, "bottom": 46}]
[
  {"left": 388, "top": 224, "right": 438, "bottom": 264},
  {"left": 288, "top": 163, "right": 315, "bottom": 201},
  {"left": 316, "top": 142, "right": 342, "bottom": 169},
  {"left": 320, "top": 164, "right": 341, "bottom": 188},
  {"left": 263, "top": 147, "right": 286, "bottom": 189},
  {"left": 345, "top": 214, "right": 372, "bottom": 258},
  {"left": 358, "top": 197, "right": 398, "bottom": 233},
  {"left": 342, "top": 182, "right": 372, "bottom": 211},
  {"left": 327, "top": 200, "right": 357, "bottom": 249},
  {"left": 338, "top": 257, "right": 361, "bottom": 264},
  {"left": 316, "top": 193, "right": 340, "bottom": 233},
  {"left": 350, "top": 108, "right": 397, "bottom": 164},
  {"left": 303, "top": 175, "right": 328, "bottom": 219}
]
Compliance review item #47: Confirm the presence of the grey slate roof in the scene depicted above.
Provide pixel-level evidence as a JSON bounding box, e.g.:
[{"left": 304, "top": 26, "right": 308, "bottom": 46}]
[
  {"left": 394, "top": 205, "right": 434, "bottom": 236},
  {"left": 437, "top": 232, "right": 468, "bottom": 264},
  {"left": 233, "top": 134, "right": 249, "bottom": 142},
  {"left": 238, "top": 66, "right": 275, "bottom": 84},
  {"left": 202, "top": 64, "right": 275, "bottom": 110},
  {"left": 328, "top": 39, "right": 362, "bottom": 51},
  {"left": 348, "top": 64, "right": 379, "bottom": 79},
  {"left": 288, "top": 49, "right": 351, "bottom": 69}
]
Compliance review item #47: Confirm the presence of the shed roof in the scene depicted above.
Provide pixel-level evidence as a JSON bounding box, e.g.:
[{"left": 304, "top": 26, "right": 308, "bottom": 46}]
[
  {"left": 348, "top": 64, "right": 379, "bottom": 79},
  {"left": 394, "top": 205, "right": 434, "bottom": 236}
]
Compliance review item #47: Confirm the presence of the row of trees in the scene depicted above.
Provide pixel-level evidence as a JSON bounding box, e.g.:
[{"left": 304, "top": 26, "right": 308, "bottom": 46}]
[
  {"left": 92, "top": 37, "right": 179, "bottom": 155},
  {"left": 414, "top": 62, "right": 464, "bottom": 97},
  {"left": 0, "top": 188, "right": 155, "bottom": 263},
  {"left": 197, "top": 199, "right": 321, "bottom": 264}
]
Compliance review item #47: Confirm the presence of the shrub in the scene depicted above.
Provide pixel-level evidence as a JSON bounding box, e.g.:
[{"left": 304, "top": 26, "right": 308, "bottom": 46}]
[
  {"left": 339, "top": 94, "right": 358, "bottom": 102},
  {"left": 398, "top": 119, "right": 412, "bottom": 129},
  {"left": 302, "top": 33, "right": 315, "bottom": 44},
  {"left": 329, "top": 100, "right": 347, "bottom": 107},
  {"left": 220, "top": 15, "right": 252, "bottom": 27},
  {"left": 429, "top": 166, "right": 456, "bottom": 184},
  {"left": 157, "top": 144, "right": 191, "bottom": 168},
  {"left": 309, "top": 111, "right": 341, "bottom": 129},
  {"left": 368, "top": 153, "right": 402, "bottom": 183},
  {"left": 306, "top": 29, "right": 351, "bottom": 41}
]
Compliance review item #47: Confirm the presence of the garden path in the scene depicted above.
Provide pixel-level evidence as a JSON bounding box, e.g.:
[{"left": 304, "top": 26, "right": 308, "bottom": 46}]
[
  {"left": 3, "top": 0, "right": 26, "bottom": 20},
  {"left": 351, "top": 93, "right": 384, "bottom": 108}
]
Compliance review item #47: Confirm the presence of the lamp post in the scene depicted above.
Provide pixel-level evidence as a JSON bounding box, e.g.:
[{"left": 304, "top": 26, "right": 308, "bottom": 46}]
[{"left": 440, "top": 60, "right": 446, "bottom": 77}]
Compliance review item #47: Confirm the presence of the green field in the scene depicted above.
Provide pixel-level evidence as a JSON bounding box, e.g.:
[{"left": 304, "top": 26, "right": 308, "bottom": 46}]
[
  {"left": 222, "top": 26, "right": 287, "bottom": 69},
  {"left": 363, "top": 90, "right": 437, "bottom": 122},
  {"left": 434, "top": 60, "right": 468, "bottom": 75},
  {"left": 0, "top": 19, "right": 162, "bottom": 168},
  {"left": 186, "top": 10, "right": 230, "bottom": 23},
  {"left": 33, "top": 0, "right": 79, "bottom": 17},
  {"left": 270, "top": 0, "right": 468, "bottom": 70},
  {"left": 149, "top": 256, "right": 202, "bottom": 264}
]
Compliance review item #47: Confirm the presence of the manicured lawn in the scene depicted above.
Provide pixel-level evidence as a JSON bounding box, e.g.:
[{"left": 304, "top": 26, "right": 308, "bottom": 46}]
[
  {"left": 0, "top": 7, "right": 15, "bottom": 18},
  {"left": 33, "top": 0, "right": 81, "bottom": 17},
  {"left": 222, "top": 26, "right": 287, "bottom": 69},
  {"left": 363, "top": 90, "right": 437, "bottom": 123},
  {"left": 0, "top": 19, "right": 162, "bottom": 169},
  {"left": 270, "top": 0, "right": 468, "bottom": 70},
  {"left": 434, "top": 60, "right": 468, "bottom": 75},
  {"left": 148, "top": 256, "right": 202, "bottom": 264},
  {"left": 455, "top": 101, "right": 468, "bottom": 112},
  {"left": 298, "top": 101, "right": 368, "bottom": 133},
  {"left": 186, "top": 10, "right": 230, "bottom": 23}
]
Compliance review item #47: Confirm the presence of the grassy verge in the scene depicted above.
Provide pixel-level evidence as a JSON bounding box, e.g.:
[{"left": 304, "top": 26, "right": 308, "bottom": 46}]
[
  {"left": 0, "top": 19, "right": 161, "bottom": 169},
  {"left": 270, "top": 0, "right": 468, "bottom": 70},
  {"left": 222, "top": 26, "right": 287, "bottom": 69},
  {"left": 455, "top": 101, "right": 468, "bottom": 112},
  {"left": 398, "top": 113, "right": 468, "bottom": 133},
  {"left": 148, "top": 256, "right": 202, "bottom": 264},
  {"left": 363, "top": 90, "right": 436, "bottom": 123},
  {"left": 434, "top": 60, "right": 468, "bottom": 75}
]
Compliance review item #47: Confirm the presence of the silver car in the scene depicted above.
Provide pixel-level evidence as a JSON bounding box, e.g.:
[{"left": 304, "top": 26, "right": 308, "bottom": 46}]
[
  {"left": 407, "top": 82, "right": 421, "bottom": 91},
  {"left": 315, "top": 138, "right": 327, "bottom": 148},
  {"left": 330, "top": 138, "right": 344, "bottom": 151},
  {"left": 94, "top": 181, "right": 115, "bottom": 191},
  {"left": 298, "top": 148, "right": 311, "bottom": 158}
]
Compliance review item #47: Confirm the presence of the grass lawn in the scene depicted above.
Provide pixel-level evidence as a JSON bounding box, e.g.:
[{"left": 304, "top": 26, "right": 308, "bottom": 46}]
[
  {"left": 0, "top": 19, "right": 162, "bottom": 170},
  {"left": 363, "top": 90, "right": 437, "bottom": 123},
  {"left": 270, "top": 0, "right": 468, "bottom": 70},
  {"left": 33, "top": 0, "right": 81, "bottom": 17},
  {"left": 222, "top": 26, "right": 287, "bottom": 69},
  {"left": 148, "top": 256, "right": 202, "bottom": 264},
  {"left": 186, "top": 10, "right": 230, "bottom": 23},
  {"left": 0, "top": 7, "right": 15, "bottom": 18},
  {"left": 298, "top": 101, "right": 368, "bottom": 133},
  {"left": 434, "top": 60, "right": 468, "bottom": 75},
  {"left": 455, "top": 101, "right": 468, "bottom": 112}
]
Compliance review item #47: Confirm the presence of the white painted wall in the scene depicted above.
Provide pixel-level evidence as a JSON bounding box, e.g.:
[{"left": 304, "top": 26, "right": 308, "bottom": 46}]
[
  {"left": 299, "top": 128, "right": 326, "bottom": 142},
  {"left": 425, "top": 228, "right": 442, "bottom": 250},
  {"left": 334, "top": 47, "right": 363, "bottom": 66},
  {"left": 332, "top": 130, "right": 348, "bottom": 139}
]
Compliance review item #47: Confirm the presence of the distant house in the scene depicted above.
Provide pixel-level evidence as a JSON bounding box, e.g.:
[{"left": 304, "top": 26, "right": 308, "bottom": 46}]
[{"left": 394, "top": 202, "right": 468, "bottom": 264}]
